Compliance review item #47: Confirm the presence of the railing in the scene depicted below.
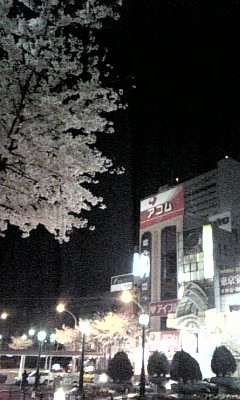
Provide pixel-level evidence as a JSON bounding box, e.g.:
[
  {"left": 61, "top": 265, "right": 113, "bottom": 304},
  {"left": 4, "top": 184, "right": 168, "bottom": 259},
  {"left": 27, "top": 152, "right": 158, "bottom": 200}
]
[
  {"left": 0, "top": 388, "right": 39, "bottom": 400},
  {"left": 0, "top": 382, "right": 55, "bottom": 400},
  {"left": 0, "top": 350, "right": 102, "bottom": 357}
]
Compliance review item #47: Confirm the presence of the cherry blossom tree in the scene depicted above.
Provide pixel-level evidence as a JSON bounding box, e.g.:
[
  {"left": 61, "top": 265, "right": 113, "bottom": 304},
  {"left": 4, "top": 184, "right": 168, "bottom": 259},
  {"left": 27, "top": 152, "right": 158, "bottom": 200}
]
[
  {"left": 0, "top": 0, "right": 124, "bottom": 243},
  {"left": 90, "top": 311, "right": 141, "bottom": 356},
  {"left": 55, "top": 311, "right": 141, "bottom": 355},
  {"left": 55, "top": 324, "right": 79, "bottom": 351},
  {"left": 8, "top": 335, "right": 34, "bottom": 350}
]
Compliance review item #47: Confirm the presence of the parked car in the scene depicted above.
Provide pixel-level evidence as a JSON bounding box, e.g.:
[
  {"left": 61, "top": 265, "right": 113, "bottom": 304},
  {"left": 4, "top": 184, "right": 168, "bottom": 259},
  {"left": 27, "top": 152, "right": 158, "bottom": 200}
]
[{"left": 14, "top": 370, "right": 54, "bottom": 386}]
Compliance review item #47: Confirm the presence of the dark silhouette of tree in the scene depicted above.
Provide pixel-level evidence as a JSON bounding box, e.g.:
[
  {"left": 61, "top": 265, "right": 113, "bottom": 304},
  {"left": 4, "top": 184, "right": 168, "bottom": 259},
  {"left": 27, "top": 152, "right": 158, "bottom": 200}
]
[
  {"left": 107, "top": 351, "right": 134, "bottom": 383},
  {"left": 147, "top": 351, "right": 170, "bottom": 377},
  {"left": 170, "top": 350, "right": 202, "bottom": 383},
  {"left": 211, "top": 345, "right": 237, "bottom": 377}
]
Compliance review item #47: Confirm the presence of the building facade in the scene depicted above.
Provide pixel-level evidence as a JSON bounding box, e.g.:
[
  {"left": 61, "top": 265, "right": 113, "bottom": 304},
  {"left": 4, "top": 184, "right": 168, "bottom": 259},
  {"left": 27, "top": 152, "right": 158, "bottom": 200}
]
[{"left": 137, "top": 157, "right": 240, "bottom": 375}]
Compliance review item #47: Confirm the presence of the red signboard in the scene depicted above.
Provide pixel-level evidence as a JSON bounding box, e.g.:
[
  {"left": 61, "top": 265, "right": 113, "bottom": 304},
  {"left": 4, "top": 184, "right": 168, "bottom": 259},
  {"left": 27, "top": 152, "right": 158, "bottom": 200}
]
[
  {"left": 140, "top": 186, "right": 184, "bottom": 229},
  {"left": 150, "top": 299, "right": 178, "bottom": 317}
]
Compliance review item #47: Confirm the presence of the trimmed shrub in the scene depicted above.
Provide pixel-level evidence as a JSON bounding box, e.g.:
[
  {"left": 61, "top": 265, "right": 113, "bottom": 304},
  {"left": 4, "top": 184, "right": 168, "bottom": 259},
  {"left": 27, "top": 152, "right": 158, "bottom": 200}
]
[
  {"left": 107, "top": 351, "right": 134, "bottom": 383},
  {"left": 211, "top": 345, "right": 237, "bottom": 377},
  {"left": 170, "top": 350, "right": 202, "bottom": 383},
  {"left": 147, "top": 351, "right": 170, "bottom": 377}
]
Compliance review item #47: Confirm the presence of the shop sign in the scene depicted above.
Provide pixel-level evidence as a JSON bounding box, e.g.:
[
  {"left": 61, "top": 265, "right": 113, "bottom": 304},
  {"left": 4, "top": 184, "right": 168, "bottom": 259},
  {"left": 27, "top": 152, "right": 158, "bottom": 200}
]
[{"left": 150, "top": 299, "right": 178, "bottom": 317}]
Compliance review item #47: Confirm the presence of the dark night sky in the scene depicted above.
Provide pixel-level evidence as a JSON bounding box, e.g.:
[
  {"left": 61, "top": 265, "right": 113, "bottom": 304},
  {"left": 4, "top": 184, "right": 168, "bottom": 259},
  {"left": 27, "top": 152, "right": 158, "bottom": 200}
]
[{"left": 1, "top": 0, "right": 240, "bottom": 329}]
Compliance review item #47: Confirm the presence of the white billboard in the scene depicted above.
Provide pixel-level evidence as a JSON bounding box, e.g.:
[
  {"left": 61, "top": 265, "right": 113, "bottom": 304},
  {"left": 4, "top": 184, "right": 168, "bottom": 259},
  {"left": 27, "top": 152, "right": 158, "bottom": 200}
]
[{"left": 110, "top": 273, "right": 134, "bottom": 292}]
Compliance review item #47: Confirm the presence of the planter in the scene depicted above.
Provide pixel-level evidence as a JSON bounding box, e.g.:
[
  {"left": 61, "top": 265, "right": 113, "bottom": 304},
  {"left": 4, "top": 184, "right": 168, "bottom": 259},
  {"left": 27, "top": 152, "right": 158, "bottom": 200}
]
[
  {"left": 149, "top": 376, "right": 169, "bottom": 393},
  {"left": 106, "top": 381, "right": 133, "bottom": 394},
  {"left": 210, "top": 376, "right": 240, "bottom": 394},
  {"left": 171, "top": 380, "right": 218, "bottom": 395}
]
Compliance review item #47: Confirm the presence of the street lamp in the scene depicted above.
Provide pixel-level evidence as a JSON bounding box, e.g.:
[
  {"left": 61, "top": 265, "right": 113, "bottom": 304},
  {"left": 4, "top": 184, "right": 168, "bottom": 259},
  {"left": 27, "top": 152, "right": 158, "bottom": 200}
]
[
  {"left": 34, "top": 330, "right": 47, "bottom": 390},
  {"left": 29, "top": 328, "right": 35, "bottom": 336},
  {"left": 56, "top": 304, "right": 78, "bottom": 328},
  {"left": 0, "top": 312, "right": 8, "bottom": 349},
  {"left": 121, "top": 291, "right": 149, "bottom": 399},
  {"left": 78, "top": 320, "right": 90, "bottom": 399},
  {"left": 1, "top": 312, "right": 8, "bottom": 320},
  {"left": 56, "top": 303, "right": 78, "bottom": 372}
]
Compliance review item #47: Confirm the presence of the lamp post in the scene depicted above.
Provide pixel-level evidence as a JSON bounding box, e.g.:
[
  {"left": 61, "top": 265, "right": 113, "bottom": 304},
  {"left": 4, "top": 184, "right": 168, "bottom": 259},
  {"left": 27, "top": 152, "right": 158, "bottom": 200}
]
[
  {"left": 34, "top": 330, "right": 47, "bottom": 390},
  {"left": 121, "top": 291, "right": 149, "bottom": 399},
  {"left": 56, "top": 304, "right": 78, "bottom": 327},
  {"left": 56, "top": 303, "right": 78, "bottom": 372},
  {"left": 0, "top": 312, "right": 8, "bottom": 349},
  {"left": 78, "top": 320, "right": 90, "bottom": 400}
]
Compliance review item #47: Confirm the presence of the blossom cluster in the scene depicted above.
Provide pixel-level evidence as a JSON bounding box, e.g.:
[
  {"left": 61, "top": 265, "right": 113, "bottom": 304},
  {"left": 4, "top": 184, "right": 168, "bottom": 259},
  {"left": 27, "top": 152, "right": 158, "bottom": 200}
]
[{"left": 0, "top": 0, "right": 124, "bottom": 242}]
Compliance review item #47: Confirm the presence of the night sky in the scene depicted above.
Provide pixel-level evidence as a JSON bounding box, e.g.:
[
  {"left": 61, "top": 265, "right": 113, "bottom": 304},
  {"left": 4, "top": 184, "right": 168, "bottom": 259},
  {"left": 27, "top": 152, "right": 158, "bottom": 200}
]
[{"left": 1, "top": 0, "right": 240, "bottom": 331}]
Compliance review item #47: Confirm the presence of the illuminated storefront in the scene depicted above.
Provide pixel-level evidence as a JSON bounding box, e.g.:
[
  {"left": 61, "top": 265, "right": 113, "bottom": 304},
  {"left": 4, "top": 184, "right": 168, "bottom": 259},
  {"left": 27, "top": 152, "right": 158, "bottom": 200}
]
[{"left": 136, "top": 158, "right": 240, "bottom": 376}]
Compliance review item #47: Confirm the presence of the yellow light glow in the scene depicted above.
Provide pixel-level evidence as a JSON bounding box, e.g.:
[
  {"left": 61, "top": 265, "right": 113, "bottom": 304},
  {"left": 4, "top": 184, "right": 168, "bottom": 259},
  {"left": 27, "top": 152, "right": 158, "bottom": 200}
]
[
  {"left": 120, "top": 291, "right": 132, "bottom": 304},
  {"left": 1, "top": 312, "right": 8, "bottom": 320},
  {"left": 56, "top": 304, "right": 65, "bottom": 313}
]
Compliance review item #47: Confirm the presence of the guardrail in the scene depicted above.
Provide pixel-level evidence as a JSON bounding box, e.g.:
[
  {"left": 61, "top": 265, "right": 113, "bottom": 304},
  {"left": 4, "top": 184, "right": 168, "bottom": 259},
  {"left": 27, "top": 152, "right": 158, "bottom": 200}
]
[
  {"left": 0, "top": 389, "right": 38, "bottom": 400},
  {"left": 0, "top": 385, "right": 55, "bottom": 400}
]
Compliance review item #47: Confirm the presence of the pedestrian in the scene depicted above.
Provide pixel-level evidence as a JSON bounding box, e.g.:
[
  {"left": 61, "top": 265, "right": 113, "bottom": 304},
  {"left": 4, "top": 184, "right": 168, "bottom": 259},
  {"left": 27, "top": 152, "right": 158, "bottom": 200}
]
[{"left": 21, "top": 370, "right": 28, "bottom": 389}]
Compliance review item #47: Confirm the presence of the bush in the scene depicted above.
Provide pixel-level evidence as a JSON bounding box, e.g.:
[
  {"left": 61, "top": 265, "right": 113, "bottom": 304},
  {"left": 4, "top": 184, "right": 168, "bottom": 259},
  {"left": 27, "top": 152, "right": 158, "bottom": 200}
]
[
  {"left": 107, "top": 351, "right": 134, "bottom": 383},
  {"left": 0, "top": 373, "right": 7, "bottom": 383},
  {"left": 170, "top": 350, "right": 202, "bottom": 383},
  {"left": 211, "top": 345, "right": 237, "bottom": 377},
  {"left": 147, "top": 351, "right": 170, "bottom": 377}
]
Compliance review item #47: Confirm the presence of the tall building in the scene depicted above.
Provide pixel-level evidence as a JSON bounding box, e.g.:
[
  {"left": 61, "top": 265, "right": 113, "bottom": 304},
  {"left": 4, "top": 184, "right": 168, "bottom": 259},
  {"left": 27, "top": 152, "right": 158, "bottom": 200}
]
[{"left": 136, "top": 157, "right": 240, "bottom": 374}]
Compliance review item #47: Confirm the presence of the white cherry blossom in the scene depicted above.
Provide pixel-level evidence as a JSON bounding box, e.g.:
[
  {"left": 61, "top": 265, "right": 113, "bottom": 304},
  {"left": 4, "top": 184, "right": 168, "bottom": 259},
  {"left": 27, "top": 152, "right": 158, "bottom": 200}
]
[{"left": 0, "top": 0, "right": 124, "bottom": 243}]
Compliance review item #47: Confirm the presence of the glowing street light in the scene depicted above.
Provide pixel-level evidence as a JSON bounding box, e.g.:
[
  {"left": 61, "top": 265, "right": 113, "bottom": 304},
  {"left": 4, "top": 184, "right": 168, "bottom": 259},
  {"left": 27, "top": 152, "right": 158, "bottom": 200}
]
[
  {"left": 121, "top": 291, "right": 149, "bottom": 399},
  {"left": 56, "top": 304, "right": 78, "bottom": 328},
  {"left": 50, "top": 333, "right": 56, "bottom": 343},
  {"left": 0, "top": 312, "right": 8, "bottom": 349},
  {"left": 56, "top": 303, "right": 78, "bottom": 372},
  {"left": 1, "top": 312, "right": 8, "bottom": 320},
  {"left": 78, "top": 320, "right": 90, "bottom": 399}
]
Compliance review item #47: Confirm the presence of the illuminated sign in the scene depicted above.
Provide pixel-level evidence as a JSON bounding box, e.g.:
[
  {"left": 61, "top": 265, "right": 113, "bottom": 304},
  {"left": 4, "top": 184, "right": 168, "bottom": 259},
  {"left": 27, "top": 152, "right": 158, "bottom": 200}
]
[
  {"left": 139, "top": 250, "right": 150, "bottom": 278},
  {"left": 150, "top": 299, "right": 178, "bottom": 317},
  {"left": 140, "top": 186, "right": 184, "bottom": 229},
  {"left": 160, "top": 331, "right": 181, "bottom": 352},
  {"left": 148, "top": 330, "right": 181, "bottom": 352},
  {"left": 220, "top": 267, "right": 240, "bottom": 294},
  {"left": 110, "top": 273, "right": 133, "bottom": 292}
]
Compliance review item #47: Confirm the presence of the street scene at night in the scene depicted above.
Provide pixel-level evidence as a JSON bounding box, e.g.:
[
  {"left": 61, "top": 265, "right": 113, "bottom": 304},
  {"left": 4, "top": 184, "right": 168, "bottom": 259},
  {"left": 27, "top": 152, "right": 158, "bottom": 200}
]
[{"left": 1, "top": 0, "right": 240, "bottom": 399}]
